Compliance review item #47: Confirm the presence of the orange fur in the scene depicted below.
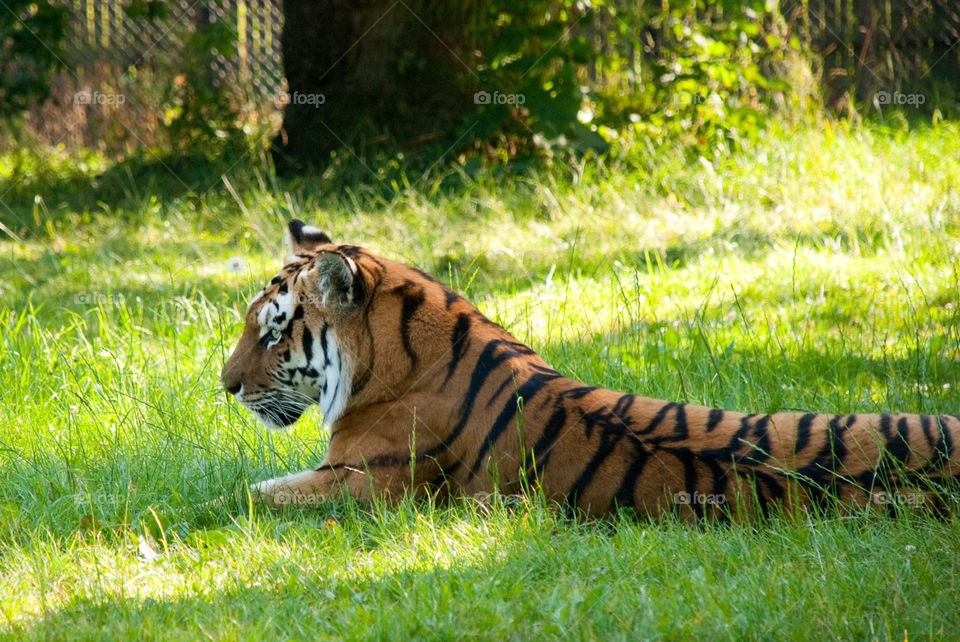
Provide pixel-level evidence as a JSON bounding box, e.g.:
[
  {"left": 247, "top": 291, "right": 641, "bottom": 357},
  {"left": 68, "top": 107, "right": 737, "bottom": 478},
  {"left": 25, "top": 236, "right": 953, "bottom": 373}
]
[{"left": 220, "top": 221, "right": 960, "bottom": 519}]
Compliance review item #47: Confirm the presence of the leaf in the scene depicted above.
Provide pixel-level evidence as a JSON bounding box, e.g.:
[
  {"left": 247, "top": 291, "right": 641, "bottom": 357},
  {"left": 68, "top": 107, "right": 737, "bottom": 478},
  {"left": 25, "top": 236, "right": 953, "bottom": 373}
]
[{"left": 187, "top": 528, "right": 233, "bottom": 549}]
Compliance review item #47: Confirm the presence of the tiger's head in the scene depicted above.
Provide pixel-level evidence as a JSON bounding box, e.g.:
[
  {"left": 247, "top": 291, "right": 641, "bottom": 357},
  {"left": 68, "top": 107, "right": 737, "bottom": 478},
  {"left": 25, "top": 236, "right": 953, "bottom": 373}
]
[
  {"left": 221, "top": 219, "right": 372, "bottom": 430},
  {"left": 222, "top": 219, "right": 471, "bottom": 431}
]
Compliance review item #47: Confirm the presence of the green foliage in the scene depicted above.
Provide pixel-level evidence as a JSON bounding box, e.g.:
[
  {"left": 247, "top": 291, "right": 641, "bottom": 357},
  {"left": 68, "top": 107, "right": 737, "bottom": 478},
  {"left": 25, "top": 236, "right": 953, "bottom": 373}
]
[
  {"left": 600, "top": 1, "right": 803, "bottom": 154},
  {"left": 468, "top": 2, "right": 605, "bottom": 158},
  {"left": 159, "top": 14, "right": 248, "bottom": 158},
  {"left": 0, "top": 0, "right": 68, "bottom": 117},
  {"left": 464, "top": 1, "right": 809, "bottom": 162}
]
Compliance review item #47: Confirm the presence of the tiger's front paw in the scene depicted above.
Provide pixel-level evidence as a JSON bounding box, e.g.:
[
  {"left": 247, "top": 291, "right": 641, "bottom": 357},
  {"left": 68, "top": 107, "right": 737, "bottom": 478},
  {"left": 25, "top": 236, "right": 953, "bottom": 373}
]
[{"left": 251, "top": 470, "right": 328, "bottom": 508}]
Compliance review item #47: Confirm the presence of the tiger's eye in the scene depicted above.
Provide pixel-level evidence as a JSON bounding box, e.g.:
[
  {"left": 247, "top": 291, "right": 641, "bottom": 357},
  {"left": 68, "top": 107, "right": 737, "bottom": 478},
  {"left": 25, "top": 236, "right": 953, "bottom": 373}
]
[{"left": 270, "top": 328, "right": 282, "bottom": 340}]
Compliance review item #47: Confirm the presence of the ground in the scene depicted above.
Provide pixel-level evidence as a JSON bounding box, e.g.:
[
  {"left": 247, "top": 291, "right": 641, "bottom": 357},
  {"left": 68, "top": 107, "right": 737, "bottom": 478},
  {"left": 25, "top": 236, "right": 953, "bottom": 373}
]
[{"left": 1, "top": 121, "right": 959, "bottom": 639}]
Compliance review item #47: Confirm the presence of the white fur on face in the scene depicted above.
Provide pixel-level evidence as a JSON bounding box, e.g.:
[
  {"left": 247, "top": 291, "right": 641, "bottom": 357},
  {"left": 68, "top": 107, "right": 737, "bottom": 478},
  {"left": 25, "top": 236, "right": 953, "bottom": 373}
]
[
  {"left": 317, "top": 325, "right": 350, "bottom": 427},
  {"left": 256, "top": 288, "right": 295, "bottom": 336}
]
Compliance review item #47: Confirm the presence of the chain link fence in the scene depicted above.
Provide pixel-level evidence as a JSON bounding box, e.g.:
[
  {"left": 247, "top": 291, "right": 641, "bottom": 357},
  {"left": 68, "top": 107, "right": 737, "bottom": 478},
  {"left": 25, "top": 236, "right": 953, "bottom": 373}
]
[
  {"left": 63, "top": 0, "right": 285, "bottom": 100},
  {"left": 9, "top": 0, "right": 285, "bottom": 152}
]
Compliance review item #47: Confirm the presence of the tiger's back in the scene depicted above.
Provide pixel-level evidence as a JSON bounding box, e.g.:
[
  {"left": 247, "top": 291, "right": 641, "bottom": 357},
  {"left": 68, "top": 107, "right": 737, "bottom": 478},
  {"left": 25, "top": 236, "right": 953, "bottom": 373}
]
[{"left": 220, "top": 221, "right": 960, "bottom": 518}]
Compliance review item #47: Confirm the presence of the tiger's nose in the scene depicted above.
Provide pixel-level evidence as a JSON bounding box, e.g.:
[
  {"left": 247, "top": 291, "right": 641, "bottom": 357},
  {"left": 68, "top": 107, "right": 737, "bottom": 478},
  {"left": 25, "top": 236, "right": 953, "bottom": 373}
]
[{"left": 226, "top": 382, "right": 241, "bottom": 395}]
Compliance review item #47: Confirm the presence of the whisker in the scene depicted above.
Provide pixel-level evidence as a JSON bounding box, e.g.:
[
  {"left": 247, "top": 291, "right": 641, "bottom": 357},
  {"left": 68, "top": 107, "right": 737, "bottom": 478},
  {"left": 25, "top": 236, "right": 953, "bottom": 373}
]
[{"left": 271, "top": 389, "right": 316, "bottom": 404}]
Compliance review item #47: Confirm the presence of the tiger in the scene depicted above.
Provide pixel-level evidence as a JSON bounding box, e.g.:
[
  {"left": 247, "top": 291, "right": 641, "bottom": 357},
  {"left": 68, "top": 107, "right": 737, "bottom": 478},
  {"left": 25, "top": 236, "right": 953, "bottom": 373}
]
[{"left": 219, "top": 219, "right": 960, "bottom": 519}]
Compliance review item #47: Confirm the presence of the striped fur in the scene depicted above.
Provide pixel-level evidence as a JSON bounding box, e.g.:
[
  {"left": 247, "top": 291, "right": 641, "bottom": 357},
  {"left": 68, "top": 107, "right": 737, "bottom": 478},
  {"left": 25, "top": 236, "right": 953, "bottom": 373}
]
[{"left": 220, "top": 220, "right": 960, "bottom": 518}]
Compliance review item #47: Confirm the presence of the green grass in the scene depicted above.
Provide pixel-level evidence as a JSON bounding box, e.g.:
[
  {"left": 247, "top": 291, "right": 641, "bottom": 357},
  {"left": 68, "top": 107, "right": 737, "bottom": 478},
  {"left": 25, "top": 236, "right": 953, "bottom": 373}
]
[{"left": 2, "top": 121, "right": 960, "bottom": 639}]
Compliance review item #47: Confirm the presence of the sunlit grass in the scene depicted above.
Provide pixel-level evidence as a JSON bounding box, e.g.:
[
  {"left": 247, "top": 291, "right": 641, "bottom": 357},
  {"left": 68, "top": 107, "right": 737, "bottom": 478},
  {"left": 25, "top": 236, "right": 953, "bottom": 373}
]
[{"left": 2, "top": 122, "right": 960, "bottom": 638}]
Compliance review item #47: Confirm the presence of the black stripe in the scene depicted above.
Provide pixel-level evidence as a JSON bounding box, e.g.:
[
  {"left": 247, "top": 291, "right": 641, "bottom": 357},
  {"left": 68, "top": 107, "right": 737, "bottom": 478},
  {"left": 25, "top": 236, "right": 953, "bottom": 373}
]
[
  {"left": 470, "top": 371, "right": 560, "bottom": 474},
  {"left": 441, "top": 313, "right": 472, "bottom": 389},
  {"left": 484, "top": 350, "right": 549, "bottom": 408},
  {"left": 645, "top": 404, "right": 692, "bottom": 445},
  {"left": 319, "top": 322, "right": 330, "bottom": 367},
  {"left": 351, "top": 266, "right": 384, "bottom": 395},
  {"left": 794, "top": 413, "right": 816, "bottom": 454},
  {"left": 878, "top": 413, "right": 893, "bottom": 440},
  {"left": 323, "top": 377, "right": 340, "bottom": 417},
  {"left": 568, "top": 430, "right": 622, "bottom": 502},
  {"left": 747, "top": 471, "right": 771, "bottom": 520},
  {"left": 919, "top": 414, "right": 935, "bottom": 452},
  {"left": 706, "top": 408, "right": 725, "bottom": 433},
  {"left": 614, "top": 445, "right": 651, "bottom": 508},
  {"left": 352, "top": 367, "right": 372, "bottom": 395},
  {"left": 673, "top": 404, "right": 688, "bottom": 439},
  {"left": 486, "top": 374, "right": 519, "bottom": 408},
  {"left": 827, "top": 414, "right": 849, "bottom": 472},
  {"left": 794, "top": 414, "right": 849, "bottom": 484},
  {"left": 425, "top": 339, "right": 522, "bottom": 457},
  {"left": 754, "top": 470, "right": 784, "bottom": 504},
  {"left": 703, "top": 457, "right": 729, "bottom": 502},
  {"left": 742, "top": 414, "right": 771, "bottom": 465},
  {"left": 444, "top": 289, "right": 460, "bottom": 309},
  {"left": 301, "top": 327, "right": 313, "bottom": 364},
  {"left": 886, "top": 417, "right": 912, "bottom": 465},
  {"left": 925, "top": 415, "right": 955, "bottom": 471},
  {"left": 677, "top": 448, "right": 702, "bottom": 519},
  {"left": 612, "top": 395, "right": 635, "bottom": 421},
  {"left": 396, "top": 282, "right": 426, "bottom": 369},
  {"left": 635, "top": 402, "right": 676, "bottom": 435},
  {"left": 559, "top": 385, "right": 597, "bottom": 400},
  {"left": 521, "top": 403, "right": 570, "bottom": 480},
  {"left": 410, "top": 266, "right": 443, "bottom": 285},
  {"left": 724, "top": 413, "right": 756, "bottom": 463},
  {"left": 337, "top": 245, "right": 363, "bottom": 260}
]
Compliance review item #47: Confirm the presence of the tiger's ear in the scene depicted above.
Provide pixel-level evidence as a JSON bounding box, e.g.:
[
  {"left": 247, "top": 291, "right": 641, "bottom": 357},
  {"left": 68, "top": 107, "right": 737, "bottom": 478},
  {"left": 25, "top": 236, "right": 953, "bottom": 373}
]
[
  {"left": 286, "top": 219, "right": 332, "bottom": 256},
  {"left": 312, "top": 251, "right": 362, "bottom": 314}
]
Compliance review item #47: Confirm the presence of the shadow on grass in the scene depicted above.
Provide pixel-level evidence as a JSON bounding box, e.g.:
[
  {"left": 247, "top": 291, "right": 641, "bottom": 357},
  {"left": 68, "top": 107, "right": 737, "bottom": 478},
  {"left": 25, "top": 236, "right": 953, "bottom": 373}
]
[
  {"left": 0, "top": 146, "right": 462, "bottom": 241},
  {"left": 3, "top": 526, "right": 623, "bottom": 639},
  {"left": 8, "top": 500, "right": 960, "bottom": 640},
  {"left": 0, "top": 152, "right": 244, "bottom": 236}
]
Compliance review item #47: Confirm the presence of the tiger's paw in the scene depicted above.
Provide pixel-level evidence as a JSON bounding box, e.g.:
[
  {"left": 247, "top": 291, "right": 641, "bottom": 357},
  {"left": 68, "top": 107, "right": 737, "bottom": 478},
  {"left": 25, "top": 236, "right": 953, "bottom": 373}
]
[{"left": 250, "top": 470, "right": 328, "bottom": 509}]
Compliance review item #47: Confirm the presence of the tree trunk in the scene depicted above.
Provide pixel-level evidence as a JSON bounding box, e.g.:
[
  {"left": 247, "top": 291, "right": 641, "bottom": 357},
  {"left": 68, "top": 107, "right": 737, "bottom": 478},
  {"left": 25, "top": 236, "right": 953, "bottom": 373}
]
[{"left": 272, "top": 0, "right": 476, "bottom": 173}]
